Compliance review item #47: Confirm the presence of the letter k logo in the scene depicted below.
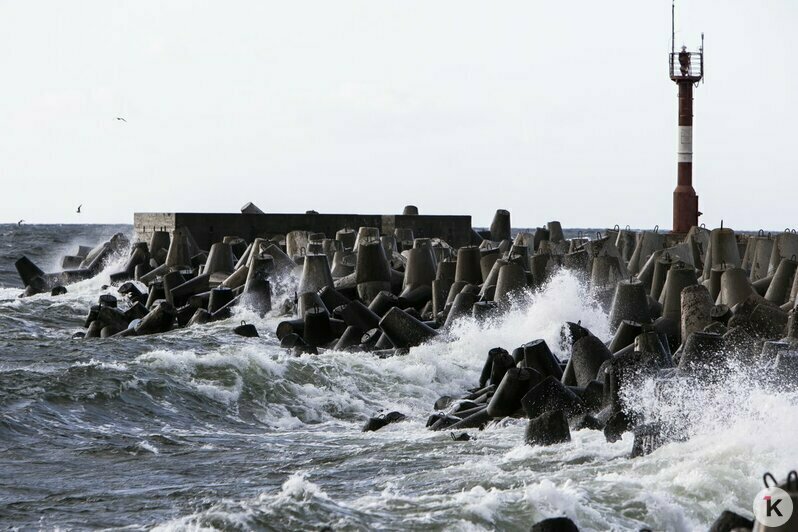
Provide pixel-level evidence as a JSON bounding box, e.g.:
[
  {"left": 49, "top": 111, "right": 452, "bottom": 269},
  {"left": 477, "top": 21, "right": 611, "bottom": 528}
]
[{"left": 765, "top": 495, "right": 783, "bottom": 517}]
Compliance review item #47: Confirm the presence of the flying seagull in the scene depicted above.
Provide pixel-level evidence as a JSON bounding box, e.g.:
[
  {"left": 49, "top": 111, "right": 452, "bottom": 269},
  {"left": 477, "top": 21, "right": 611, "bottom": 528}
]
[
  {"left": 115, "top": 117, "right": 127, "bottom": 122},
  {"left": 76, "top": 204, "right": 82, "bottom": 214}
]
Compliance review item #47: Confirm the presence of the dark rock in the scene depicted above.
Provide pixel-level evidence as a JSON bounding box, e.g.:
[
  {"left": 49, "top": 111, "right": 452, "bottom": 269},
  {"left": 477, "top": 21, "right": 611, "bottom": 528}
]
[
  {"left": 630, "top": 422, "right": 669, "bottom": 457},
  {"left": 569, "top": 413, "right": 604, "bottom": 431},
  {"left": 234, "top": 322, "right": 259, "bottom": 337},
  {"left": 362, "top": 411, "right": 406, "bottom": 432},
  {"left": 98, "top": 294, "right": 117, "bottom": 308},
  {"left": 708, "top": 510, "right": 754, "bottom": 532},
  {"left": 560, "top": 322, "right": 591, "bottom": 347},
  {"left": 525, "top": 410, "right": 571, "bottom": 446},
  {"left": 428, "top": 414, "right": 462, "bottom": 431},
  {"left": 678, "top": 331, "right": 725, "bottom": 371},
  {"left": 487, "top": 367, "right": 540, "bottom": 418},
  {"left": 280, "top": 333, "right": 317, "bottom": 355},
  {"left": 530, "top": 516, "right": 579, "bottom": 532},
  {"left": 434, "top": 396, "right": 454, "bottom": 410},
  {"left": 490, "top": 348, "right": 517, "bottom": 387},
  {"left": 523, "top": 339, "right": 563, "bottom": 380},
  {"left": 522, "top": 377, "right": 585, "bottom": 419},
  {"left": 480, "top": 347, "right": 509, "bottom": 388},
  {"left": 604, "top": 410, "right": 636, "bottom": 443},
  {"left": 446, "top": 408, "right": 492, "bottom": 431},
  {"left": 570, "top": 335, "right": 612, "bottom": 386}
]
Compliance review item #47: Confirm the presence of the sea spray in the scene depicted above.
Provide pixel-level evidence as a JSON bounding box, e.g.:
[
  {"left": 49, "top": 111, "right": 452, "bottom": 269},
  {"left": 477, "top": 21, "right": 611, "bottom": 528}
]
[{"left": 3, "top": 225, "right": 797, "bottom": 530}]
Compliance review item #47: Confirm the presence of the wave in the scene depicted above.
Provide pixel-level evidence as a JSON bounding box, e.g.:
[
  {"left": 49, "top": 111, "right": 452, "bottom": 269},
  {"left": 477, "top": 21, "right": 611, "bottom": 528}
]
[{"left": 3, "top": 259, "right": 797, "bottom": 529}]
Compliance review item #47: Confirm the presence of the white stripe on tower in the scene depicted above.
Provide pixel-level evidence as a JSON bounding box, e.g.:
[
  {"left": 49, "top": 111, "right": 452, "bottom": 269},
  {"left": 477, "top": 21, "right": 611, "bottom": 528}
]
[{"left": 678, "top": 126, "right": 693, "bottom": 163}]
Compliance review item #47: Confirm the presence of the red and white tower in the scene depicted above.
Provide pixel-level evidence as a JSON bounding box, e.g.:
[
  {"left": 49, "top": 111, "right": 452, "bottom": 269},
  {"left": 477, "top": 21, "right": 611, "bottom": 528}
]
[{"left": 669, "top": 3, "right": 704, "bottom": 234}]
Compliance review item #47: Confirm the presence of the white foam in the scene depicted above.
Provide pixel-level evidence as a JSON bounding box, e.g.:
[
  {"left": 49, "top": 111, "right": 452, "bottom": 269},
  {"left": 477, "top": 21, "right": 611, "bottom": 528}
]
[
  {"left": 38, "top": 264, "right": 797, "bottom": 530},
  {"left": 269, "top": 471, "right": 330, "bottom": 501},
  {"left": 135, "top": 440, "right": 160, "bottom": 455}
]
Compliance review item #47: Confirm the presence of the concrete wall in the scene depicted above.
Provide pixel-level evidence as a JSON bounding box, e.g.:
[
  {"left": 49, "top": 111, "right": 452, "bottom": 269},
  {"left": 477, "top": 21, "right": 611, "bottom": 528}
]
[{"left": 134, "top": 212, "right": 474, "bottom": 249}]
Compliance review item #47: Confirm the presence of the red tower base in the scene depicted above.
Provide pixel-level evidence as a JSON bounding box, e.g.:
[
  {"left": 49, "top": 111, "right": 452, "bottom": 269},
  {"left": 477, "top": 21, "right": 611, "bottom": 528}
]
[{"left": 673, "top": 183, "right": 699, "bottom": 234}]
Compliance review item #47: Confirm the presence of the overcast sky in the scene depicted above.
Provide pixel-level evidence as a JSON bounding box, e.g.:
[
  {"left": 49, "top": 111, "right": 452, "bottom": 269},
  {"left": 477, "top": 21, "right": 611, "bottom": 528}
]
[{"left": 0, "top": 1, "right": 794, "bottom": 230}]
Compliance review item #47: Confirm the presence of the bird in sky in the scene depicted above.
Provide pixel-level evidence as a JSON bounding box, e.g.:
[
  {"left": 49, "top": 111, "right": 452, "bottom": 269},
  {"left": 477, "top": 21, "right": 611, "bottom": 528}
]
[
  {"left": 17, "top": 220, "right": 24, "bottom": 226},
  {"left": 115, "top": 117, "right": 127, "bottom": 122},
  {"left": 76, "top": 204, "right": 82, "bottom": 214}
]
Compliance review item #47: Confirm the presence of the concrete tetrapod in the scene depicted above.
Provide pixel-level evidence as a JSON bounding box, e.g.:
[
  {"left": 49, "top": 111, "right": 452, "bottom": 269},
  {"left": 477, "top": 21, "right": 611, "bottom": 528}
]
[
  {"left": 355, "top": 240, "right": 391, "bottom": 304},
  {"left": 615, "top": 228, "right": 637, "bottom": 263},
  {"left": 525, "top": 410, "right": 571, "bottom": 446},
  {"left": 608, "top": 279, "right": 651, "bottom": 330},
  {"left": 479, "top": 247, "right": 501, "bottom": 283},
  {"left": 443, "top": 292, "right": 478, "bottom": 329},
  {"left": 242, "top": 256, "right": 273, "bottom": 315},
  {"left": 530, "top": 517, "right": 579, "bottom": 532},
  {"left": 204, "top": 242, "right": 236, "bottom": 281},
  {"left": 378, "top": 307, "right": 437, "bottom": 348},
  {"left": 479, "top": 347, "right": 507, "bottom": 388},
  {"left": 659, "top": 266, "right": 698, "bottom": 328},
  {"left": 161, "top": 271, "right": 186, "bottom": 306},
  {"left": 149, "top": 231, "right": 171, "bottom": 263},
  {"left": 208, "top": 287, "right": 235, "bottom": 314},
  {"left": 486, "top": 367, "right": 541, "bottom": 418},
  {"left": 285, "top": 230, "right": 309, "bottom": 261},
  {"left": 401, "top": 247, "right": 436, "bottom": 295},
  {"left": 608, "top": 320, "right": 643, "bottom": 354},
  {"left": 547, "top": 221, "right": 565, "bottom": 244},
  {"left": 489, "top": 349, "right": 516, "bottom": 387},
  {"left": 331, "top": 250, "right": 356, "bottom": 278},
  {"left": 702, "top": 227, "right": 741, "bottom": 279},
  {"left": 650, "top": 255, "right": 678, "bottom": 301},
  {"left": 628, "top": 230, "right": 666, "bottom": 276},
  {"left": 493, "top": 262, "right": 528, "bottom": 308},
  {"left": 768, "top": 231, "right": 798, "bottom": 275},
  {"left": 569, "top": 335, "right": 613, "bottom": 387},
  {"left": 135, "top": 301, "right": 177, "bottom": 335},
  {"left": 678, "top": 331, "right": 725, "bottom": 371},
  {"left": 716, "top": 267, "right": 755, "bottom": 309},
  {"left": 303, "top": 307, "right": 335, "bottom": 348},
  {"left": 748, "top": 236, "right": 774, "bottom": 281},
  {"left": 521, "top": 377, "right": 585, "bottom": 419},
  {"left": 454, "top": 246, "right": 483, "bottom": 285},
  {"left": 353, "top": 227, "right": 379, "bottom": 252},
  {"left": 165, "top": 227, "right": 193, "bottom": 269},
  {"left": 335, "top": 229, "right": 356, "bottom": 251},
  {"left": 522, "top": 339, "right": 563, "bottom": 379},
  {"left": 764, "top": 258, "right": 798, "bottom": 305},
  {"left": 298, "top": 254, "right": 335, "bottom": 295},
  {"left": 488, "top": 209, "right": 511, "bottom": 242},
  {"left": 297, "top": 292, "right": 326, "bottom": 320},
  {"left": 681, "top": 284, "right": 713, "bottom": 342}
]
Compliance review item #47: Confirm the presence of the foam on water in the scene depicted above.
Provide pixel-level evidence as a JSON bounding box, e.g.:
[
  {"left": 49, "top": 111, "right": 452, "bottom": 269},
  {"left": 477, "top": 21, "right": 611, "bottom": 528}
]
[
  {"left": 4, "top": 228, "right": 798, "bottom": 530},
  {"left": 122, "top": 269, "right": 796, "bottom": 529}
]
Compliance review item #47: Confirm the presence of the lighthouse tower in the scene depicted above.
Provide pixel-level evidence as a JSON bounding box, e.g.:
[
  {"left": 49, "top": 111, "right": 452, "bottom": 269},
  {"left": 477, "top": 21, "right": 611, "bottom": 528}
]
[{"left": 669, "top": 3, "right": 704, "bottom": 234}]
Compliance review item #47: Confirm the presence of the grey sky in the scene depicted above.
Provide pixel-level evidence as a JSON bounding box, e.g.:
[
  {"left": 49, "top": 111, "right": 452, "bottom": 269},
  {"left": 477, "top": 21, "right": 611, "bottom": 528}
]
[{"left": 0, "top": 1, "right": 794, "bottom": 230}]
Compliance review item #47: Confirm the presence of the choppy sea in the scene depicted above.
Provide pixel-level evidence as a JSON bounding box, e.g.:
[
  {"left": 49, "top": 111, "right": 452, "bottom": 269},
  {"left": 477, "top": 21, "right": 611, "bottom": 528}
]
[{"left": 0, "top": 224, "right": 794, "bottom": 530}]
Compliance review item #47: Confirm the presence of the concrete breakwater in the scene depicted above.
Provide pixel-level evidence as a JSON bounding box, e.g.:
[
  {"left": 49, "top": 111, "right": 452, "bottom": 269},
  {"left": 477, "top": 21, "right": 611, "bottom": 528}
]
[{"left": 12, "top": 208, "right": 798, "bottom": 530}]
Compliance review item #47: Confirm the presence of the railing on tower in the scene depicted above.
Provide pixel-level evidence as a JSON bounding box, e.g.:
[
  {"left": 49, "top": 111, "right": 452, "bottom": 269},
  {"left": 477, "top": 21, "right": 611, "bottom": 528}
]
[{"left": 669, "top": 50, "right": 703, "bottom": 82}]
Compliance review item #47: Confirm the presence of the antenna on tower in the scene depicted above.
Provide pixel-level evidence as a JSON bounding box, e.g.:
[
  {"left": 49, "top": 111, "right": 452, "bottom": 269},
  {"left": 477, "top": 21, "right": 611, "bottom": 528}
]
[
  {"left": 671, "top": 1, "right": 675, "bottom": 55},
  {"left": 701, "top": 32, "right": 705, "bottom": 82}
]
